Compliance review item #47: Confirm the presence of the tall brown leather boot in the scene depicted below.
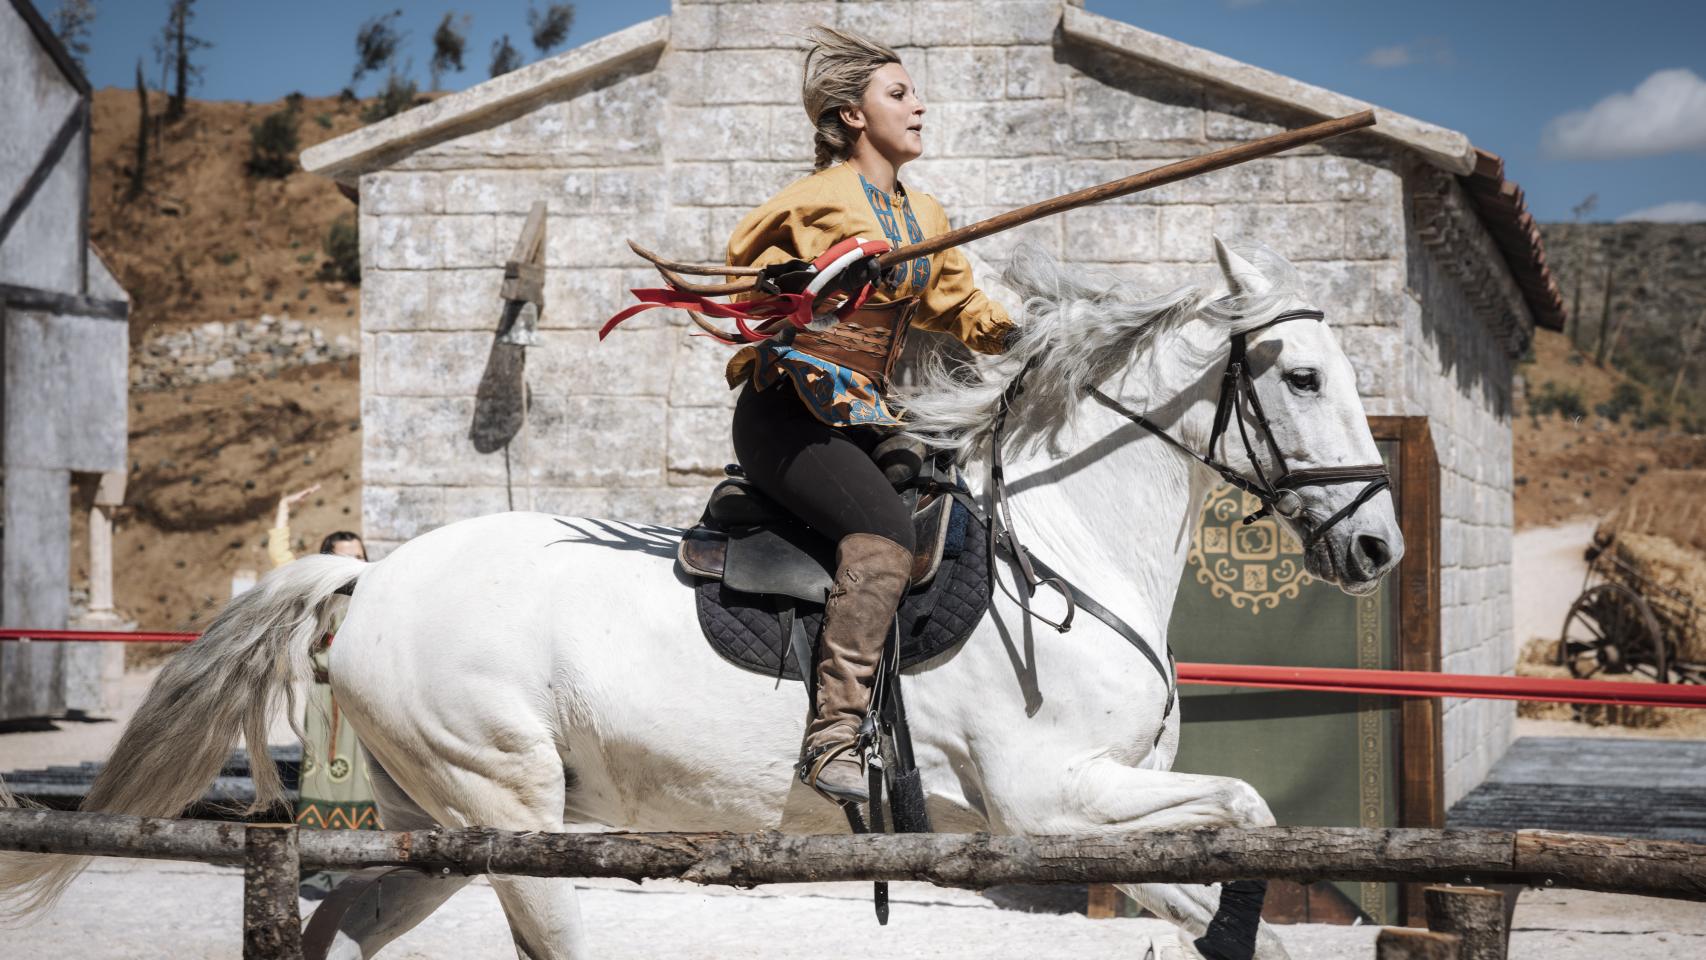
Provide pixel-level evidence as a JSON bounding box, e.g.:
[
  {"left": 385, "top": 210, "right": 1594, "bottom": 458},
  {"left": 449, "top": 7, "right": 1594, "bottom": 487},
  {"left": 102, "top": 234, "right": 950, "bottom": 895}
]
[{"left": 798, "top": 532, "right": 914, "bottom": 804}]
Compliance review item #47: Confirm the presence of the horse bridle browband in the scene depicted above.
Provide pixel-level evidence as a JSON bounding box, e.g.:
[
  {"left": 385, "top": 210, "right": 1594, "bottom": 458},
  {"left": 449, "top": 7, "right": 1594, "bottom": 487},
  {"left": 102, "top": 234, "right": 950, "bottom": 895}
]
[{"left": 963, "top": 308, "right": 1392, "bottom": 717}]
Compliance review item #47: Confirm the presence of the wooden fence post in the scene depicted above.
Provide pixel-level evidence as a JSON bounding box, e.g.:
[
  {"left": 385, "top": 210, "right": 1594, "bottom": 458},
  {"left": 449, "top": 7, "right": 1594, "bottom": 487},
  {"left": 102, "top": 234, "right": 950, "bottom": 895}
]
[
  {"left": 1423, "top": 886, "right": 1509, "bottom": 960},
  {"left": 243, "top": 824, "right": 302, "bottom": 960},
  {"left": 1376, "top": 928, "right": 1461, "bottom": 959}
]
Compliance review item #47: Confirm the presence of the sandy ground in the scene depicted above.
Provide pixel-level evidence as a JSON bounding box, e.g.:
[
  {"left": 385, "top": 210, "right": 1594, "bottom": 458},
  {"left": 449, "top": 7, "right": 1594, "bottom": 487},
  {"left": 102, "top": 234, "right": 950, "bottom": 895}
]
[
  {"left": 1512, "top": 519, "right": 1597, "bottom": 654},
  {"left": 4, "top": 858, "right": 1702, "bottom": 959},
  {"left": 1510, "top": 518, "right": 1706, "bottom": 738},
  {"left": 2, "top": 517, "right": 1698, "bottom": 957}
]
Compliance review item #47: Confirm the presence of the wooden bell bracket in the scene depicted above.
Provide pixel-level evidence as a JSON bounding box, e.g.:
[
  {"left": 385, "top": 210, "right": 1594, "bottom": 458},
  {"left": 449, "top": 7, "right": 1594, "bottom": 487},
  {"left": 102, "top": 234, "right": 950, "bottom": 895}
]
[{"left": 498, "top": 201, "right": 546, "bottom": 346}]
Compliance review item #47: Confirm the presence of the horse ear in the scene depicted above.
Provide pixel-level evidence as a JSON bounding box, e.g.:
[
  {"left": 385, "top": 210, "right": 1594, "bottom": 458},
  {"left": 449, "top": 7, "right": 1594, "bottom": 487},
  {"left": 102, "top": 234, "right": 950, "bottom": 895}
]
[{"left": 1213, "top": 236, "right": 1272, "bottom": 298}]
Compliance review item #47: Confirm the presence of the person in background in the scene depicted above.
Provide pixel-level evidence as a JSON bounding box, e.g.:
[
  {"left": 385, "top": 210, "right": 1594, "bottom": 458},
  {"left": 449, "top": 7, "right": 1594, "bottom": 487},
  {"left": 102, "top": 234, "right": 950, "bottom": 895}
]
[{"left": 270, "top": 484, "right": 378, "bottom": 900}]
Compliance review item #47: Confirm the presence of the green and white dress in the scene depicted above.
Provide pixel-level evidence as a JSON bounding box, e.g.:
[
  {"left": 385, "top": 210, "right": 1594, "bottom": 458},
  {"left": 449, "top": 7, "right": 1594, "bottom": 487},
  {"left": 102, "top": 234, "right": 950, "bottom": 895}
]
[{"left": 268, "top": 527, "right": 381, "bottom": 832}]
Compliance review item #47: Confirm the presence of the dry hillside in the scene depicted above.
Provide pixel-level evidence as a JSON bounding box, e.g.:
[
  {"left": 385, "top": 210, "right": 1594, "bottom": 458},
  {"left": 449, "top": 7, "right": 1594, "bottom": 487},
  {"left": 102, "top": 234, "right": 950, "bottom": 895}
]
[
  {"left": 1514, "top": 327, "right": 1706, "bottom": 530},
  {"left": 79, "top": 89, "right": 375, "bottom": 633}
]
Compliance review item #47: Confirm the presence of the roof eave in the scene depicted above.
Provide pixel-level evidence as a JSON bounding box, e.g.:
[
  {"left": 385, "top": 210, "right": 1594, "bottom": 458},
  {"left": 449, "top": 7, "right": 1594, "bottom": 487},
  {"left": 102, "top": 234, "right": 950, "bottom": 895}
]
[
  {"left": 300, "top": 15, "right": 669, "bottom": 186},
  {"left": 1061, "top": 6, "right": 1564, "bottom": 334},
  {"left": 1060, "top": 6, "right": 1477, "bottom": 174}
]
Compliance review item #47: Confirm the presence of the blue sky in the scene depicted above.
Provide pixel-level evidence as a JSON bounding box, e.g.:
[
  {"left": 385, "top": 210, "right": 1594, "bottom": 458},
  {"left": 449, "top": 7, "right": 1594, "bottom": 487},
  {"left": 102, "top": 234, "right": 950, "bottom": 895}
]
[{"left": 63, "top": 0, "right": 1706, "bottom": 223}]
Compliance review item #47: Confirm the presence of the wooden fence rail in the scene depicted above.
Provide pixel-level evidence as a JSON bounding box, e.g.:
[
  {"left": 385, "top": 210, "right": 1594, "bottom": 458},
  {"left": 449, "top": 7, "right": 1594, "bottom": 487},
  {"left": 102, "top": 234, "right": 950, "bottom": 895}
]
[{"left": 3, "top": 808, "right": 1703, "bottom": 901}]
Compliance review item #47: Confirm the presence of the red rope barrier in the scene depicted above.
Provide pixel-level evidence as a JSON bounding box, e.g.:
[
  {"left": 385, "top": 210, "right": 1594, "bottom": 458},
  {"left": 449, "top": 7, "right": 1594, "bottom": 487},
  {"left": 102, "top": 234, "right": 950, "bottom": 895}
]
[
  {"left": 6, "top": 628, "right": 1703, "bottom": 708},
  {"left": 0, "top": 628, "right": 197, "bottom": 644},
  {"left": 1178, "top": 663, "right": 1706, "bottom": 709}
]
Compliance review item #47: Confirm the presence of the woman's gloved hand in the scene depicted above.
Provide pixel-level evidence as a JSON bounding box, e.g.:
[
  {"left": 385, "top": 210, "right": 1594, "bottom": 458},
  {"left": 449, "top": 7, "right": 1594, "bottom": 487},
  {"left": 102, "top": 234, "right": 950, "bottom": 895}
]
[{"left": 754, "top": 259, "right": 815, "bottom": 295}]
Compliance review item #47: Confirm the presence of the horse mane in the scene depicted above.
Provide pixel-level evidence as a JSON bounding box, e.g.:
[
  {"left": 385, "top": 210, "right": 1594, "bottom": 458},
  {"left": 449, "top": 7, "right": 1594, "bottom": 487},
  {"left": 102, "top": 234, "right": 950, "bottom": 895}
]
[{"left": 897, "top": 241, "right": 1304, "bottom": 460}]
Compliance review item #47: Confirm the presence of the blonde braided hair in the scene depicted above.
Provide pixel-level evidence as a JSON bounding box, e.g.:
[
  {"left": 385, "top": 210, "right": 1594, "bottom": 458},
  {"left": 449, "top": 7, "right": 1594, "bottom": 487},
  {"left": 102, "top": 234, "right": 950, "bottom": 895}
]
[{"left": 800, "top": 26, "right": 901, "bottom": 171}]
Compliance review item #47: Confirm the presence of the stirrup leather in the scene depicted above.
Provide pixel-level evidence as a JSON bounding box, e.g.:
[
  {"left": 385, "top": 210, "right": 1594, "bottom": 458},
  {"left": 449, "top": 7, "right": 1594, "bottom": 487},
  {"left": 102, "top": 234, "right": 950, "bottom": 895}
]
[{"left": 797, "top": 740, "right": 866, "bottom": 803}]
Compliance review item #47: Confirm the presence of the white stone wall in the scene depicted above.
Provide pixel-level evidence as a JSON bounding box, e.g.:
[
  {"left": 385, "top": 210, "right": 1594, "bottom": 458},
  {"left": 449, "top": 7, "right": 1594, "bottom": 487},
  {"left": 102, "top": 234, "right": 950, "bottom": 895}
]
[
  {"left": 1399, "top": 178, "right": 1518, "bottom": 806},
  {"left": 0, "top": 1, "right": 83, "bottom": 292},
  {"left": 358, "top": 55, "right": 694, "bottom": 555},
  {"left": 1, "top": 6, "right": 130, "bottom": 719},
  {"left": 352, "top": 0, "right": 1520, "bottom": 801}
]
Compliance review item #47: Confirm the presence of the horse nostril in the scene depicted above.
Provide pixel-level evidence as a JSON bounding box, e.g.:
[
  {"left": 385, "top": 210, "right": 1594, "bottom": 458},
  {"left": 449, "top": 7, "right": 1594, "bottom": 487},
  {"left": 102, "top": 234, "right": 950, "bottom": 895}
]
[{"left": 1357, "top": 534, "right": 1391, "bottom": 569}]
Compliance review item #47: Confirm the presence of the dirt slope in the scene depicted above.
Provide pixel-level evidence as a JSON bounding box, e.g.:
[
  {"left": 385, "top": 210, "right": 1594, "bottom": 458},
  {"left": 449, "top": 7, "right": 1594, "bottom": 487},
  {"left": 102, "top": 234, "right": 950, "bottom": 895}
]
[
  {"left": 1514, "top": 327, "right": 1706, "bottom": 530},
  {"left": 79, "top": 89, "right": 372, "bottom": 633}
]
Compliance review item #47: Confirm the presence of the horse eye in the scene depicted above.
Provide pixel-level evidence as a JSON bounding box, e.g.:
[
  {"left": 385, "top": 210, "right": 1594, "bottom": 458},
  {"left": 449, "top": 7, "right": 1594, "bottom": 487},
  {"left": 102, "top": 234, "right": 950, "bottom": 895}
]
[{"left": 1285, "top": 369, "right": 1320, "bottom": 393}]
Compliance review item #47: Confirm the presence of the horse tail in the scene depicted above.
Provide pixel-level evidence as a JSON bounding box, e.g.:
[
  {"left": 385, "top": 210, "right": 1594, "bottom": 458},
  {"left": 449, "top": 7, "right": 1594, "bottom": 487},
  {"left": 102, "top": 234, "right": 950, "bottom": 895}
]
[{"left": 0, "top": 554, "right": 367, "bottom": 921}]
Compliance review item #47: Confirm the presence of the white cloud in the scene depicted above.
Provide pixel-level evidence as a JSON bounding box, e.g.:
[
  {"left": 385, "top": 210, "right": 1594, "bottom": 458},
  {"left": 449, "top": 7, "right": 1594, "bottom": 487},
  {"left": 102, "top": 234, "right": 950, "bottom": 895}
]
[
  {"left": 1360, "top": 38, "right": 1453, "bottom": 70},
  {"left": 1617, "top": 200, "right": 1706, "bottom": 223},
  {"left": 1542, "top": 68, "right": 1706, "bottom": 160},
  {"left": 1362, "top": 45, "right": 1413, "bottom": 68}
]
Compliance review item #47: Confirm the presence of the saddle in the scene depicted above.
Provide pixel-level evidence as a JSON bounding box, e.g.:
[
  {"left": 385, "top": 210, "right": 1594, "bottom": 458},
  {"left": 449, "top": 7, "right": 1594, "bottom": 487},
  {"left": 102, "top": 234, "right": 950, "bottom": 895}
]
[{"left": 679, "top": 435, "right": 991, "bottom": 682}]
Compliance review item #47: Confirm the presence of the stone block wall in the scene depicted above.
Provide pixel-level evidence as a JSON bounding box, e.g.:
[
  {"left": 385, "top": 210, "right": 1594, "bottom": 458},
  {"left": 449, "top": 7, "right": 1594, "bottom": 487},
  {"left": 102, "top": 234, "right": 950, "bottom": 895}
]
[
  {"left": 352, "top": 0, "right": 1522, "bottom": 802},
  {"left": 1399, "top": 173, "right": 1519, "bottom": 807},
  {"left": 1, "top": 4, "right": 131, "bottom": 719},
  {"left": 0, "top": 1, "right": 83, "bottom": 293}
]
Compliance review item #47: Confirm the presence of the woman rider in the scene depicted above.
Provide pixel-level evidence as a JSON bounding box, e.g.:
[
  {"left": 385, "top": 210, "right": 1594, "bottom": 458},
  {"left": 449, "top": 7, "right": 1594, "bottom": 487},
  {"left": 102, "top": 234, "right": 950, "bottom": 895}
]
[{"left": 724, "top": 27, "right": 1015, "bottom": 804}]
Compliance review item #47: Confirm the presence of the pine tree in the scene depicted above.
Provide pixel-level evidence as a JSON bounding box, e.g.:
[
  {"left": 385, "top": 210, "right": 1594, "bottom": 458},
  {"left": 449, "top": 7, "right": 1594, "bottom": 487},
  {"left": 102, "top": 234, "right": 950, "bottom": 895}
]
[
  {"left": 157, "top": 0, "right": 211, "bottom": 123},
  {"left": 50, "top": 0, "right": 96, "bottom": 69},
  {"left": 527, "top": 3, "right": 574, "bottom": 58},
  {"left": 352, "top": 10, "right": 405, "bottom": 92},
  {"left": 127, "top": 58, "right": 149, "bottom": 201},
  {"left": 490, "top": 35, "right": 521, "bottom": 78},
  {"left": 430, "top": 13, "right": 470, "bottom": 91}
]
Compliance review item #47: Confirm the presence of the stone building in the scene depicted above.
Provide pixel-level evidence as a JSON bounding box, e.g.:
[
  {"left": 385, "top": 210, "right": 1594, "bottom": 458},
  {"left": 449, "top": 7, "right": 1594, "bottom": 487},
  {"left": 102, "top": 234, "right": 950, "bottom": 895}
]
[
  {"left": 0, "top": 0, "right": 131, "bottom": 719},
  {"left": 303, "top": 0, "right": 1563, "bottom": 808}
]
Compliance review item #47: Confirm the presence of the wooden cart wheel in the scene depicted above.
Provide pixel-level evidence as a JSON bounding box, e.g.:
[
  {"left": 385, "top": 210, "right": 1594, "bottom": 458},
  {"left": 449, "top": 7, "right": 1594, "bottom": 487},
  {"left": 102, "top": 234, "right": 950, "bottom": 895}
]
[{"left": 1557, "top": 582, "right": 1671, "bottom": 682}]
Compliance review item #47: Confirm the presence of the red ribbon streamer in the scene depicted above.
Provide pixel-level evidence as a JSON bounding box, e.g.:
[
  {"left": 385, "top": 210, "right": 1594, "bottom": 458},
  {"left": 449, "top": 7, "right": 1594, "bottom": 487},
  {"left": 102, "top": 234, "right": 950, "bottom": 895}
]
[{"left": 599, "top": 288, "right": 815, "bottom": 342}]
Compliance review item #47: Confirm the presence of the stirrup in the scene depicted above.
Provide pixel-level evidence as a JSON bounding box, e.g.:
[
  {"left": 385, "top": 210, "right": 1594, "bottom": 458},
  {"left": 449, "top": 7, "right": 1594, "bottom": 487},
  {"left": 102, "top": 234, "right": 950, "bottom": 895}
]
[{"left": 797, "top": 740, "right": 868, "bottom": 804}]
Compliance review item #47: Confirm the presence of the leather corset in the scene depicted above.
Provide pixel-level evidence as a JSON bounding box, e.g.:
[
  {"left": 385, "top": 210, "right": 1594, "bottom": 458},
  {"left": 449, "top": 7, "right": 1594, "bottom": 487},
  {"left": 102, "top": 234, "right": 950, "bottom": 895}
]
[{"left": 787, "top": 297, "right": 919, "bottom": 389}]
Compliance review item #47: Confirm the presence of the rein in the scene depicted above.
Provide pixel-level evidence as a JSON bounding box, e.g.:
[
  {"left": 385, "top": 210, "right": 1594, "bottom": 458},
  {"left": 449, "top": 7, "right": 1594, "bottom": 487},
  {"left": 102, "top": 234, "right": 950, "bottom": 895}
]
[{"left": 964, "top": 308, "right": 1392, "bottom": 716}]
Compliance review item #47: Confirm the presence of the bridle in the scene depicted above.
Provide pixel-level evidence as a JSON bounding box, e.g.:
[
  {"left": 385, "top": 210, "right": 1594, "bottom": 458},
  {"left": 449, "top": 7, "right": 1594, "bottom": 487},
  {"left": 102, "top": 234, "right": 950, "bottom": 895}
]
[
  {"left": 1085, "top": 308, "right": 1391, "bottom": 550},
  {"left": 963, "top": 308, "right": 1392, "bottom": 718}
]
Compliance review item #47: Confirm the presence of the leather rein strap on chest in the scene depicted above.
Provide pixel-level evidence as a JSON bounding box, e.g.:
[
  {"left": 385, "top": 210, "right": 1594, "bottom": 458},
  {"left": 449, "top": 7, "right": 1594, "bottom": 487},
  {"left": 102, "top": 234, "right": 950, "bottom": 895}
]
[{"left": 974, "top": 308, "right": 1392, "bottom": 719}]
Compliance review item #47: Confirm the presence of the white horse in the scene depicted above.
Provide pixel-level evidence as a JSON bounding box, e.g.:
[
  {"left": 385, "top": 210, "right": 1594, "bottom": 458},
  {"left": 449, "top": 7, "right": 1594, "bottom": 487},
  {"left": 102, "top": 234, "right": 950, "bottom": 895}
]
[{"left": 1, "top": 239, "right": 1402, "bottom": 959}]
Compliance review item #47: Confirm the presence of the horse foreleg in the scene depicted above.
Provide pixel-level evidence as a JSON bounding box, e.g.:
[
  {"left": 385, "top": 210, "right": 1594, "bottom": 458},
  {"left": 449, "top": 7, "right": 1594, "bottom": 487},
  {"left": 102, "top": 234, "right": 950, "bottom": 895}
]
[{"left": 985, "top": 760, "right": 1290, "bottom": 960}]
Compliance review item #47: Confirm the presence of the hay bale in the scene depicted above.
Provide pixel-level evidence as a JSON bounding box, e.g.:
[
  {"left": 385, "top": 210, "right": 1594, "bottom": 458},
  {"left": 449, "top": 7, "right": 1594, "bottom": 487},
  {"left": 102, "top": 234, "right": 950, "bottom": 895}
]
[
  {"left": 1597, "top": 470, "right": 1706, "bottom": 554},
  {"left": 1604, "top": 532, "right": 1706, "bottom": 663},
  {"left": 1515, "top": 636, "right": 1671, "bottom": 729}
]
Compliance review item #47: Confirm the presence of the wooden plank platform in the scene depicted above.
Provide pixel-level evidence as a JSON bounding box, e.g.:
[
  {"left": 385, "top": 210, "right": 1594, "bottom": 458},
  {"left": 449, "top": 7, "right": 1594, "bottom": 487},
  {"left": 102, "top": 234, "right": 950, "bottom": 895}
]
[{"left": 1447, "top": 737, "right": 1706, "bottom": 842}]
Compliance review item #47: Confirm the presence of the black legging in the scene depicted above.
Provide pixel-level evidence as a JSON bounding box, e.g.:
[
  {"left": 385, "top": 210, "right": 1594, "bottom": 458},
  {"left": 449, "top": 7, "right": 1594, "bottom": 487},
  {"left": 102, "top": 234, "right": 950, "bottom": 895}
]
[{"left": 731, "top": 381, "right": 916, "bottom": 554}]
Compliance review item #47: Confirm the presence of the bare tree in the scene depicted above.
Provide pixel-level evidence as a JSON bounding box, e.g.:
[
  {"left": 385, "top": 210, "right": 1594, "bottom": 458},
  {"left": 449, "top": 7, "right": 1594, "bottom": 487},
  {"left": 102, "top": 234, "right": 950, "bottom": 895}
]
[
  {"left": 127, "top": 58, "right": 148, "bottom": 201},
  {"left": 1594, "top": 256, "right": 1618, "bottom": 368},
  {"left": 430, "top": 12, "right": 470, "bottom": 91},
  {"left": 352, "top": 10, "right": 405, "bottom": 91},
  {"left": 1567, "top": 193, "right": 1597, "bottom": 347},
  {"left": 50, "top": 0, "right": 96, "bottom": 69},
  {"left": 157, "top": 0, "right": 211, "bottom": 123},
  {"left": 490, "top": 34, "right": 522, "bottom": 78},
  {"left": 1672, "top": 313, "right": 1705, "bottom": 407},
  {"left": 528, "top": 3, "right": 575, "bottom": 57}
]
